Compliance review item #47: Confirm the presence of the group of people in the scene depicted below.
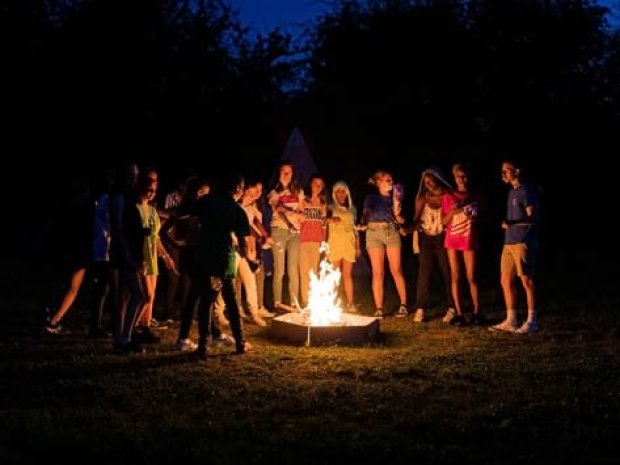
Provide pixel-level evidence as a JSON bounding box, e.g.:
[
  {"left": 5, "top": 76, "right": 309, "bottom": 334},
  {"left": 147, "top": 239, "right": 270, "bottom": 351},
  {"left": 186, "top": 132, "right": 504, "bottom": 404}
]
[
  {"left": 266, "top": 157, "right": 540, "bottom": 336},
  {"left": 42, "top": 156, "right": 541, "bottom": 359},
  {"left": 408, "top": 160, "right": 539, "bottom": 335}
]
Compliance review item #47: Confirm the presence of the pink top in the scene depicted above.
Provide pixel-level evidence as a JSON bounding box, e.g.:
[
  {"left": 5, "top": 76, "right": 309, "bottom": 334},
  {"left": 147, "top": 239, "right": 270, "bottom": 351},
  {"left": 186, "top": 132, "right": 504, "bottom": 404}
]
[{"left": 442, "top": 191, "right": 479, "bottom": 251}]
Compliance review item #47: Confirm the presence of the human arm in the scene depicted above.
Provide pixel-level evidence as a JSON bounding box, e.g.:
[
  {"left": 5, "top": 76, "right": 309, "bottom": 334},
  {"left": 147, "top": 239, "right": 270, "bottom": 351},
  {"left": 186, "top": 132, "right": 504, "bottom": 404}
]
[
  {"left": 502, "top": 205, "right": 534, "bottom": 228},
  {"left": 156, "top": 234, "right": 178, "bottom": 274}
]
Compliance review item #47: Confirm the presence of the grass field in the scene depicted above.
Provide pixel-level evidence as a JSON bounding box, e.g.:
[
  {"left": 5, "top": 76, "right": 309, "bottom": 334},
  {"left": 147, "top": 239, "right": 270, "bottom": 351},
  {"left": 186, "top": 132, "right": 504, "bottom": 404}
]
[{"left": 1, "top": 266, "right": 618, "bottom": 464}]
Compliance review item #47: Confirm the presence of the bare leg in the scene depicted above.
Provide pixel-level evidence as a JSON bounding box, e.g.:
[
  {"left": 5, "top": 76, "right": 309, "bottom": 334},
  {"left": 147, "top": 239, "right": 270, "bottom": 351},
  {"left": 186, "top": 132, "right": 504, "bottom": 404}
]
[
  {"left": 342, "top": 260, "right": 355, "bottom": 305},
  {"left": 50, "top": 268, "right": 86, "bottom": 325},
  {"left": 386, "top": 246, "right": 407, "bottom": 305},
  {"left": 137, "top": 274, "right": 157, "bottom": 327},
  {"left": 367, "top": 247, "right": 386, "bottom": 310},
  {"left": 520, "top": 275, "right": 535, "bottom": 313},
  {"left": 447, "top": 249, "right": 463, "bottom": 315},
  {"left": 501, "top": 272, "right": 517, "bottom": 312},
  {"left": 463, "top": 250, "right": 479, "bottom": 313}
]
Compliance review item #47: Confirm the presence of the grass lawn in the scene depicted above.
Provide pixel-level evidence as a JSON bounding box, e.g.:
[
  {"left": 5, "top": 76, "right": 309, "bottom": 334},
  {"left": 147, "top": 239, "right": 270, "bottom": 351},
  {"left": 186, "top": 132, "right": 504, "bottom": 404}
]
[{"left": 1, "top": 270, "right": 618, "bottom": 465}]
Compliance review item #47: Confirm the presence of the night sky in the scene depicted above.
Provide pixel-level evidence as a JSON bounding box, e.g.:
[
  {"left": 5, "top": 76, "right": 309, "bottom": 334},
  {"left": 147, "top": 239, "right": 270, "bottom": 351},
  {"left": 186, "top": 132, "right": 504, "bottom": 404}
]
[
  {"left": 228, "top": 0, "right": 329, "bottom": 35},
  {"left": 230, "top": 0, "right": 619, "bottom": 33}
]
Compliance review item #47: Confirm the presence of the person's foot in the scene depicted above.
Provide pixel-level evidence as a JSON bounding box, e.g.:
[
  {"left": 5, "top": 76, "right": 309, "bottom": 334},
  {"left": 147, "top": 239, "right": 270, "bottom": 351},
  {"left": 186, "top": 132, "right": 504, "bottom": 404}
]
[
  {"left": 449, "top": 315, "right": 467, "bottom": 327},
  {"left": 44, "top": 322, "right": 71, "bottom": 335},
  {"left": 374, "top": 309, "right": 384, "bottom": 318},
  {"left": 489, "top": 320, "right": 518, "bottom": 332},
  {"left": 212, "top": 334, "right": 235, "bottom": 347},
  {"left": 413, "top": 308, "right": 425, "bottom": 323},
  {"left": 470, "top": 313, "right": 487, "bottom": 326},
  {"left": 395, "top": 304, "right": 409, "bottom": 318},
  {"left": 345, "top": 303, "right": 360, "bottom": 314},
  {"left": 514, "top": 320, "right": 538, "bottom": 335},
  {"left": 235, "top": 341, "right": 252, "bottom": 354},
  {"left": 150, "top": 318, "right": 169, "bottom": 330},
  {"left": 442, "top": 307, "right": 456, "bottom": 324},
  {"left": 251, "top": 313, "right": 268, "bottom": 327},
  {"left": 175, "top": 338, "right": 198, "bottom": 352},
  {"left": 258, "top": 307, "right": 275, "bottom": 318}
]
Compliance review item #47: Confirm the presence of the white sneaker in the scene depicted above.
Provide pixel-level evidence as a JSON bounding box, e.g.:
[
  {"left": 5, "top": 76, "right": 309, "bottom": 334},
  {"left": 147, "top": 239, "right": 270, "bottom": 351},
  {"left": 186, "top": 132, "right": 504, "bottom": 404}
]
[
  {"left": 44, "top": 322, "right": 69, "bottom": 335},
  {"left": 413, "top": 308, "right": 425, "bottom": 323},
  {"left": 213, "top": 334, "right": 235, "bottom": 347},
  {"left": 175, "top": 338, "right": 198, "bottom": 352},
  {"left": 489, "top": 320, "right": 519, "bottom": 332},
  {"left": 442, "top": 307, "right": 456, "bottom": 324},
  {"left": 514, "top": 321, "right": 538, "bottom": 335},
  {"left": 395, "top": 304, "right": 409, "bottom": 318}
]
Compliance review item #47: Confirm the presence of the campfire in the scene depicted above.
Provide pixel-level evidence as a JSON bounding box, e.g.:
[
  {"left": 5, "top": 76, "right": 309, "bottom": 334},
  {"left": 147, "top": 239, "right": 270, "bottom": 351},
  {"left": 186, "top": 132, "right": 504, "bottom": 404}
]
[
  {"left": 270, "top": 243, "right": 380, "bottom": 346},
  {"left": 304, "top": 243, "right": 343, "bottom": 326}
]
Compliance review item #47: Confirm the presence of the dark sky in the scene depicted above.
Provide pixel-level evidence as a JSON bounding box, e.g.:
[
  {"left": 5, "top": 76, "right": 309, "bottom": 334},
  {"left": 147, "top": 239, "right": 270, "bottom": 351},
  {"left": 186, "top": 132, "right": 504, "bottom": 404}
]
[
  {"left": 229, "top": 0, "right": 619, "bottom": 33},
  {"left": 228, "top": 0, "right": 328, "bottom": 36}
]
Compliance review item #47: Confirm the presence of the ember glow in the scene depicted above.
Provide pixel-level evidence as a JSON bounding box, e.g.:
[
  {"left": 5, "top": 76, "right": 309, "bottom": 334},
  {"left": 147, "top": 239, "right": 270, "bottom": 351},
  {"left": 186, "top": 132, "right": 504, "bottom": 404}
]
[{"left": 306, "top": 242, "right": 343, "bottom": 326}]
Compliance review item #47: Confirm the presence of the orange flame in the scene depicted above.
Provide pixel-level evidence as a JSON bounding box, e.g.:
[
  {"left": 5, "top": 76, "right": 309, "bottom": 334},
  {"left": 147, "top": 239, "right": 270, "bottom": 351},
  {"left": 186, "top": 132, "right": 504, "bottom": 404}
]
[{"left": 306, "top": 242, "right": 343, "bottom": 326}]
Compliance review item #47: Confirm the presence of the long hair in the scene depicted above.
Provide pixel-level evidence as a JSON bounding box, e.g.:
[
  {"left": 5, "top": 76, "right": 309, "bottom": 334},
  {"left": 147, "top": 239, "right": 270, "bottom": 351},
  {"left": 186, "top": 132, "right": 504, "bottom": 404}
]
[{"left": 273, "top": 160, "right": 302, "bottom": 195}]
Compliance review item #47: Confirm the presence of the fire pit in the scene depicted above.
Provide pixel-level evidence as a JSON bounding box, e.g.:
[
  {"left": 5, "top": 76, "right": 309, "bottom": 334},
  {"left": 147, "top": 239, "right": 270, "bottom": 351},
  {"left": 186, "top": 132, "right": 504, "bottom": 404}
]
[
  {"left": 270, "top": 312, "right": 380, "bottom": 346},
  {"left": 269, "top": 242, "right": 381, "bottom": 346}
]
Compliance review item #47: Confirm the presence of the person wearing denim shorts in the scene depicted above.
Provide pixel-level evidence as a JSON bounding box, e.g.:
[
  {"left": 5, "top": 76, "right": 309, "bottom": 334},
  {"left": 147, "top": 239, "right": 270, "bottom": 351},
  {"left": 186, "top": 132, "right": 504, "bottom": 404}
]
[{"left": 361, "top": 170, "right": 408, "bottom": 318}]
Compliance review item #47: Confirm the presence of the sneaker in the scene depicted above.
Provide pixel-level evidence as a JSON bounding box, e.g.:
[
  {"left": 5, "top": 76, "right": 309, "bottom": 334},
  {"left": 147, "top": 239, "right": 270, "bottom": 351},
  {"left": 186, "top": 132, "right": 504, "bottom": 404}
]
[
  {"left": 413, "top": 308, "right": 425, "bottom": 323},
  {"left": 450, "top": 315, "right": 466, "bottom": 327},
  {"left": 489, "top": 320, "right": 519, "bottom": 333},
  {"left": 374, "top": 309, "right": 384, "bottom": 318},
  {"left": 150, "top": 318, "right": 169, "bottom": 330},
  {"left": 258, "top": 307, "right": 275, "bottom": 318},
  {"left": 514, "top": 321, "right": 538, "bottom": 335},
  {"left": 236, "top": 341, "right": 252, "bottom": 354},
  {"left": 395, "top": 304, "right": 408, "bottom": 318},
  {"left": 175, "top": 338, "right": 198, "bottom": 352},
  {"left": 442, "top": 307, "right": 456, "bottom": 324},
  {"left": 470, "top": 313, "right": 487, "bottom": 326},
  {"left": 212, "top": 334, "right": 235, "bottom": 347},
  {"left": 44, "top": 322, "right": 70, "bottom": 335}
]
